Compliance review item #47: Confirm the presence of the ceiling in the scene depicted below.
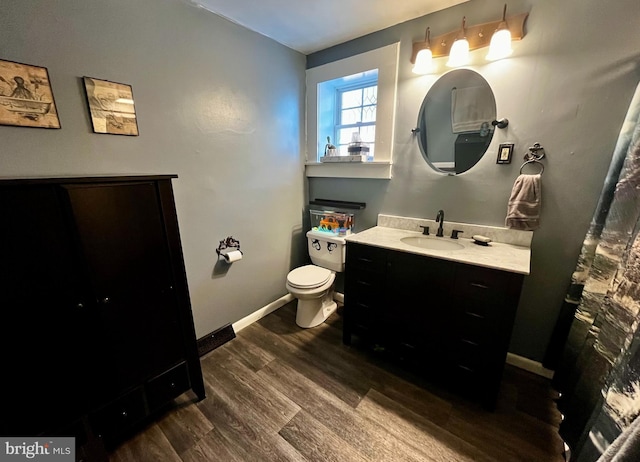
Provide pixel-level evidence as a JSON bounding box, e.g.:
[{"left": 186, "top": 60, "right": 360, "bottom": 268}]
[{"left": 188, "top": 0, "right": 469, "bottom": 55}]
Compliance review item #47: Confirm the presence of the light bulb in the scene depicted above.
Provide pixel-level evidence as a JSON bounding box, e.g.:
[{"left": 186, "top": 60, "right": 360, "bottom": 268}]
[
  {"left": 447, "top": 38, "right": 470, "bottom": 67},
  {"left": 486, "top": 27, "right": 513, "bottom": 61},
  {"left": 412, "top": 48, "right": 433, "bottom": 74}
]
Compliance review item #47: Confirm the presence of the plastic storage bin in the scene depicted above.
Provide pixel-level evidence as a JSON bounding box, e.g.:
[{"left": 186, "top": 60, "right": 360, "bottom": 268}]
[{"left": 310, "top": 210, "right": 354, "bottom": 236}]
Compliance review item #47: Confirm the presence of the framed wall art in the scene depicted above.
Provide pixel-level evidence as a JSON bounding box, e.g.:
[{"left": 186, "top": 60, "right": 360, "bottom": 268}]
[
  {"left": 83, "top": 77, "right": 139, "bottom": 136},
  {"left": 496, "top": 143, "right": 514, "bottom": 164},
  {"left": 0, "top": 59, "right": 61, "bottom": 129}
]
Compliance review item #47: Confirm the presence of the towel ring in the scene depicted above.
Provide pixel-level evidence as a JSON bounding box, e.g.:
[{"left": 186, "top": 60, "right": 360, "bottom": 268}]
[{"left": 520, "top": 160, "right": 544, "bottom": 175}]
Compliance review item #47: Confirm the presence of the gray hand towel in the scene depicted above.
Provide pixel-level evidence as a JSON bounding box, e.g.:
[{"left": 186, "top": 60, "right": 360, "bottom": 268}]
[
  {"left": 598, "top": 415, "right": 640, "bottom": 461},
  {"left": 505, "top": 174, "right": 541, "bottom": 230}
]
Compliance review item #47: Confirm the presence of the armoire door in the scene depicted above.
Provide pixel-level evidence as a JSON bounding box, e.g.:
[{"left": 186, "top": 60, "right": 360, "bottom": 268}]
[
  {"left": 61, "top": 181, "right": 186, "bottom": 398},
  {"left": 0, "top": 185, "right": 93, "bottom": 435}
]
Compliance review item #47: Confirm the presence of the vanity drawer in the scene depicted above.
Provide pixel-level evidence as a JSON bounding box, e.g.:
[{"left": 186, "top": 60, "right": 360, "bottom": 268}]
[
  {"left": 449, "top": 363, "right": 485, "bottom": 397},
  {"left": 346, "top": 269, "right": 385, "bottom": 298},
  {"left": 347, "top": 288, "right": 385, "bottom": 334},
  {"left": 456, "top": 308, "right": 493, "bottom": 343},
  {"left": 349, "top": 302, "right": 375, "bottom": 334},
  {"left": 454, "top": 265, "right": 512, "bottom": 305},
  {"left": 146, "top": 362, "right": 190, "bottom": 410},
  {"left": 347, "top": 243, "right": 387, "bottom": 273},
  {"left": 450, "top": 337, "right": 489, "bottom": 370}
]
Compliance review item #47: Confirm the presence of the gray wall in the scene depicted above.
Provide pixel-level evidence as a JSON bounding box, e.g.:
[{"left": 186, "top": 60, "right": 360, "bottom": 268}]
[
  {"left": 0, "top": 0, "right": 307, "bottom": 338},
  {"left": 308, "top": 0, "right": 640, "bottom": 362}
]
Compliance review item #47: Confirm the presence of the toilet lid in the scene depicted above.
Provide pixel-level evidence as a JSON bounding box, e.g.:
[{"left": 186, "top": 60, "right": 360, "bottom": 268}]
[{"left": 287, "top": 265, "right": 332, "bottom": 289}]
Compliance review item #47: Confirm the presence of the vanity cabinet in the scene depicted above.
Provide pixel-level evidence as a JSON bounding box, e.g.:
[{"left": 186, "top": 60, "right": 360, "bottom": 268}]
[
  {"left": 344, "top": 242, "right": 524, "bottom": 408},
  {"left": 0, "top": 176, "right": 205, "bottom": 458}
]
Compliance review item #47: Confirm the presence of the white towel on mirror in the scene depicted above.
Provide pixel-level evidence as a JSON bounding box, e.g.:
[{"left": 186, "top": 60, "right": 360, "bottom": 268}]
[{"left": 451, "top": 86, "right": 495, "bottom": 133}]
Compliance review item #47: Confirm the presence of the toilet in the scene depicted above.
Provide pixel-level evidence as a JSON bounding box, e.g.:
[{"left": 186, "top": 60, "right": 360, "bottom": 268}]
[{"left": 286, "top": 229, "right": 347, "bottom": 328}]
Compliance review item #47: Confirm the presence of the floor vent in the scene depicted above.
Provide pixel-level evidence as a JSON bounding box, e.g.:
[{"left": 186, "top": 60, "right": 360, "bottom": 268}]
[{"left": 197, "top": 324, "right": 236, "bottom": 356}]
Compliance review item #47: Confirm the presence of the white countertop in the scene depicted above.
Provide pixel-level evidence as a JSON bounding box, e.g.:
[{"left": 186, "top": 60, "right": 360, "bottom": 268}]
[{"left": 345, "top": 226, "right": 531, "bottom": 275}]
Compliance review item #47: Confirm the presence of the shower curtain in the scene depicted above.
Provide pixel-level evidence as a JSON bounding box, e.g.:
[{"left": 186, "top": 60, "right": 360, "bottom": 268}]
[{"left": 553, "top": 82, "right": 640, "bottom": 462}]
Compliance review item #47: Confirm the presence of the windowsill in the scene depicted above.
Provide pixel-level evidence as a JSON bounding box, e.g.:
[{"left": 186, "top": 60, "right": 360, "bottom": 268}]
[{"left": 305, "top": 161, "right": 392, "bottom": 179}]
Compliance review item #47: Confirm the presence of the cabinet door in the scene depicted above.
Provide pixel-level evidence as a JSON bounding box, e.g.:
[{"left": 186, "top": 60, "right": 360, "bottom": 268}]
[
  {"left": 0, "top": 185, "right": 92, "bottom": 435},
  {"left": 385, "top": 251, "right": 456, "bottom": 362},
  {"left": 61, "top": 182, "right": 185, "bottom": 398}
]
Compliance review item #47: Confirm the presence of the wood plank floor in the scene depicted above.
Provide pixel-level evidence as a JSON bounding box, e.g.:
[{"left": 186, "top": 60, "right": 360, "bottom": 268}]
[{"left": 110, "top": 302, "right": 565, "bottom": 461}]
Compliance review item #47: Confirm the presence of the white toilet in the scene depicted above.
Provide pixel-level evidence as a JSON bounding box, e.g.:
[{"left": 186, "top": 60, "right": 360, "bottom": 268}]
[{"left": 286, "top": 229, "right": 347, "bottom": 328}]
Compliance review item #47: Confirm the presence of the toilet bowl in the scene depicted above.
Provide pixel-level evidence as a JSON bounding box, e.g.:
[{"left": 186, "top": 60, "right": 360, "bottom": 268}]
[
  {"left": 286, "top": 228, "right": 348, "bottom": 328},
  {"left": 286, "top": 264, "right": 337, "bottom": 328}
]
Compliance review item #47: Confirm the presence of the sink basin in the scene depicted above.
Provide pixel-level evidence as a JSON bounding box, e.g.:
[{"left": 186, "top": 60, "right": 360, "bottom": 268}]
[{"left": 400, "top": 236, "right": 465, "bottom": 251}]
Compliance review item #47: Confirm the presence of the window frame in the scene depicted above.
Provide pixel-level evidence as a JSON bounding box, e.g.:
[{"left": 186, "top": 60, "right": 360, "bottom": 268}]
[
  {"left": 334, "top": 79, "right": 378, "bottom": 157},
  {"left": 305, "top": 42, "right": 400, "bottom": 179}
]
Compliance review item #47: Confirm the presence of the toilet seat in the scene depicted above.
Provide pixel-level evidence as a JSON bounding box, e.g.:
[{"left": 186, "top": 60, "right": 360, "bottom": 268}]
[{"left": 287, "top": 265, "right": 332, "bottom": 289}]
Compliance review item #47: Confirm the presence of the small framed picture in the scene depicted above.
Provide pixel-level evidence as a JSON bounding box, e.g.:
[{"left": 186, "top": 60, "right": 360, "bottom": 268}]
[
  {"left": 497, "top": 143, "right": 514, "bottom": 164},
  {"left": 83, "top": 76, "right": 139, "bottom": 136},
  {"left": 0, "top": 59, "right": 61, "bottom": 129}
]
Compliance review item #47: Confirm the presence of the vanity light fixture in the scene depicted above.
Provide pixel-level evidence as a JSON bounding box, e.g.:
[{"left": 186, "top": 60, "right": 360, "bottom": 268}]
[
  {"left": 486, "top": 4, "right": 513, "bottom": 61},
  {"left": 409, "top": 6, "right": 528, "bottom": 70},
  {"left": 447, "top": 17, "right": 470, "bottom": 67},
  {"left": 412, "top": 27, "right": 433, "bottom": 74}
]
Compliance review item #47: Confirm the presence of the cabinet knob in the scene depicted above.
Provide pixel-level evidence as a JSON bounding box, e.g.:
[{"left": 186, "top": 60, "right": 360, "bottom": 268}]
[
  {"left": 170, "top": 382, "right": 176, "bottom": 389},
  {"left": 76, "top": 302, "right": 84, "bottom": 309},
  {"left": 100, "top": 297, "right": 110, "bottom": 304},
  {"left": 121, "top": 410, "right": 128, "bottom": 418}
]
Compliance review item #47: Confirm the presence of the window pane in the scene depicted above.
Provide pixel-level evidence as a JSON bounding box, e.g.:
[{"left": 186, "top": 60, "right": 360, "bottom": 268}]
[
  {"left": 341, "top": 108, "right": 362, "bottom": 125},
  {"left": 338, "top": 145, "right": 350, "bottom": 156},
  {"left": 362, "top": 105, "right": 376, "bottom": 123},
  {"left": 339, "top": 128, "right": 356, "bottom": 146},
  {"left": 360, "top": 125, "right": 376, "bottom": 144},
  {"left": 363, "top": 86, "right": 377, "bottom": 106},
  {"left": 341, "top": 89, "right": 363, "bottom": 109}
]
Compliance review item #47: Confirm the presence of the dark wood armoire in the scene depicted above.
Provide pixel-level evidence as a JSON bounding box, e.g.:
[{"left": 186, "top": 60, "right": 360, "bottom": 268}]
[{"left": 0, "top": 175, "right": 205, "bottom": 460}]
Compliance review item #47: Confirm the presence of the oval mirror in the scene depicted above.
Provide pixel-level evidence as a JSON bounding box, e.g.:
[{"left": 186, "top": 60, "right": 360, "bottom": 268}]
[{"left": 417, "top": 69, "right": 496, "bottom": 174}]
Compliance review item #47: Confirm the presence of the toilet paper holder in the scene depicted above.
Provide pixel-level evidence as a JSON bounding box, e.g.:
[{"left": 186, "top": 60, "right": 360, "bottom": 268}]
[{"left": 216, "top": 236, "right": 243, "bottom": 260}]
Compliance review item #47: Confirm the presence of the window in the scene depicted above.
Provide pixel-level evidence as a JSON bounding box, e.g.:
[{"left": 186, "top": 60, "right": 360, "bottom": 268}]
[
  {"left": 306, "top": 42, "right": 400, "bottom": 179},
  {"left": 317, "top": 70, "right": 378, "bottom": 160},
  {"left": 336, "top": 81, "right": 377, "bottom": 157}
]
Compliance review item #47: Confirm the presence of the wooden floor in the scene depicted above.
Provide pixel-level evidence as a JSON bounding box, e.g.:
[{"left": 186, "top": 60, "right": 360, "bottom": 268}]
[{"left": 110, "top": 302, "right": 565, "bottom": 461}]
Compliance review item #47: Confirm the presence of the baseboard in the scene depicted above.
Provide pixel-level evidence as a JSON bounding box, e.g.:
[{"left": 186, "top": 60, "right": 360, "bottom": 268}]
[
  {"left": 506, "top": 352, "right": 555, "bottom": 379},
  {"left": 231, "top": 291, "right": 346, "bottom": 334},
  {"left": 232, "top": 294, "right": 295, "bottom": 333},
  {"left": 197, "top": 324, "right": 236, "bottom": 356},
  {"left": 230, "top": 293, "right": 554, "bottom": 382}
]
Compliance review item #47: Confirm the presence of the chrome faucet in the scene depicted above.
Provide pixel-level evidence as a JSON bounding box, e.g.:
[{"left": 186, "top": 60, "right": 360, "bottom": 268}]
[{"left": 435, "top": 209, "right": 445, "bottom": 237}]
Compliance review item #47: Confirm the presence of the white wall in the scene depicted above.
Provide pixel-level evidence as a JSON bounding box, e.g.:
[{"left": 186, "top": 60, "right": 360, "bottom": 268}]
[
  {"left": 0, "top": 0, "right": 307, "bottom": 338},
  {"left": 308, "top": 0, "right": 640, "bottom": 362}
]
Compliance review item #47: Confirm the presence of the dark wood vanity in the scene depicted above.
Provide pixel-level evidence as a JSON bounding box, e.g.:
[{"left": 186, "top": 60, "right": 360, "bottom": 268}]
[
  {"left": 0, "top": 175, "right": 205, "bottom": 460},
  {"left": 343, "top": 241, "right": 524, "bottom": 408}
]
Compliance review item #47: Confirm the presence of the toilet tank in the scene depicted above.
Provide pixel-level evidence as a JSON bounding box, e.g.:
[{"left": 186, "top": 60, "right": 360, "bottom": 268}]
[{"left": 307, "top": 229, "right": 346, "bottom": 272}]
